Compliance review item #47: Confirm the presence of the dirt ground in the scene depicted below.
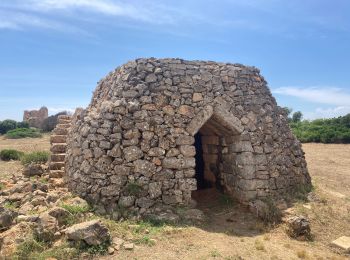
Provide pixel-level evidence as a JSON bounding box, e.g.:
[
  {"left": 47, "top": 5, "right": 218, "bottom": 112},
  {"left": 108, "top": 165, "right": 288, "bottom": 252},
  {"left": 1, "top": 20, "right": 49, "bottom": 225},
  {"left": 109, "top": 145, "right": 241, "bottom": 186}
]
[{"left": 0, "top": 137, "right": 349, "bottom": 259}]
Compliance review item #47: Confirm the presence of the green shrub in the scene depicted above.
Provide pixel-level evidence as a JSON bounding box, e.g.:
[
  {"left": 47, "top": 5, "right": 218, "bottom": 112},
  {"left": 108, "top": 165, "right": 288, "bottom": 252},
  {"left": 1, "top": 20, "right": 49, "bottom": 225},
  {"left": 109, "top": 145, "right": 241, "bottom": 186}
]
[
  {"left": 290, "top": 113, "right": 350, "bottom": 144},
  {"left": 5, "top": 128, "right": 42, "bottom": 139},
  {"left": 0, "top": 149, "right": 24, "bottom": 161},
  {"left": 21, "top": 151, "right": 50, "bottom": 165},
  {"left": 0, "top": 120, "right": 29, "bottom": 134},
  {"left": 16, "top": 121, "right": 30, "bottom": 129},
  {"left": 0, "top": 119, "right": 17, "bottom": 134}
]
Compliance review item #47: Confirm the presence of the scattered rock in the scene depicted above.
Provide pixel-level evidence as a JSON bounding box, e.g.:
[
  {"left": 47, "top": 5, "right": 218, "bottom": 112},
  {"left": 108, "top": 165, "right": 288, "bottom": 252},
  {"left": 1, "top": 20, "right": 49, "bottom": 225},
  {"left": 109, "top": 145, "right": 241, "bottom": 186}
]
[
  {"left": 182, "top": 209, "right": 205, "bottom": 222},
  {"left": 0, "top": 222, "right": 34, "bottom": 257},
  {"left": 65, "top": 220, "right": 110, "bottom": 246},
  {"left": 47, "top": 207, "right": 70, "bottom": 226},
  {"left": 123, "top": 242, "right": 134, "bottom": 250},
  {"left": 112, "top": 237, "right": 125, "bottom": 250},
  {"left": 0, "top": 207, "right": 17, "bottom": 229},
  {"left": 23, "top": 163, "right": 44, "bottom": 177},
  {"left": 146, "top": 212, "right": 180, "bottom": 224},
  {"left": 16, "top": 214, "right": 39, "bottom": 223},
  {"left": 331, "top": 236, "right": 350, "bottom": 252},
  {"left": 286, "top": 215, "right": 311, "bottom": 239},
  {"left": 108, "top": 246, "right": 115, "bottom": 254},
  {"left": 35, "top": 213, "right": 59, "bottom": 242}
]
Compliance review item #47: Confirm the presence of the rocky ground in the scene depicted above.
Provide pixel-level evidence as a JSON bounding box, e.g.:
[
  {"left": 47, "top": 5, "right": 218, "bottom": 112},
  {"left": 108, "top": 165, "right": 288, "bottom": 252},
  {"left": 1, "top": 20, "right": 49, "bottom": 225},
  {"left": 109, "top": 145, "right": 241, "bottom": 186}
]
[{"left": 0, "top": 136, "right": 349, "bottom": 259}]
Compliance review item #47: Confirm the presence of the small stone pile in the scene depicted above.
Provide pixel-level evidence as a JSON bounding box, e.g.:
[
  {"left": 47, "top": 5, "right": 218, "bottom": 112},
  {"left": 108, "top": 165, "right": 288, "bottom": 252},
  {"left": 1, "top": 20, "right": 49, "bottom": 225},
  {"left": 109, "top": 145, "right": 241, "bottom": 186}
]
[{"left": 49, "top": 115, "right": 72, "bottom": 187}]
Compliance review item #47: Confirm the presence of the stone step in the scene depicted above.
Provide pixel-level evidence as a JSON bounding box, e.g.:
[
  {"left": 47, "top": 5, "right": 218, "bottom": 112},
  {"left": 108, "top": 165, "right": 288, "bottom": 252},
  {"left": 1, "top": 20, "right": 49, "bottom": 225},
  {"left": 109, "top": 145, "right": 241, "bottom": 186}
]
[
  {"left": 50, "top": 153, "right": 66, "bottom": 162},
  {"left": 58, "top": 115, "right": 72, "bottom": 120},
  {"left": 53, "top": 128, "right": 68, "bottom": 135},
  {"left": 50, "top": 135, "right": 67, "bottom": 144},
  {"left": 49, "top": 162, "right": 65, "bottom": 170},
  {"left": 56, "top": 124, "right": 71, "bottom": 129},
  {"left": 51, "top": 143, "right": 67, "bottom": 153},
  {"left": 58, "top": 119, "right": 72, "bottom": 124},
  {"left": 49, "top": 170, "right": 65, "bottom": 178}
]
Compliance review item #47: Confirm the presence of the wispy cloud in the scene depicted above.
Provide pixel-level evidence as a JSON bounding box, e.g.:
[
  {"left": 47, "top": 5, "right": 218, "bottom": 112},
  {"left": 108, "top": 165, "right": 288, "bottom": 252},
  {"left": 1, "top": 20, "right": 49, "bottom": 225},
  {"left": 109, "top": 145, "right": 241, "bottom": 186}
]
[
  {"left": 48, "top": 107, "right": 76, "bottom": 115},
  {"left": 0, "top": 9, "right": 89, "bottom": 34},
  {"left": 273, "top": 86, "right": 350, "bottom": 106},
  {"left": 304, "top": 106, "right": 350, "bottom": 120},
  {"left": 1, "top": 0, "right": 179, "bottom": 25}
]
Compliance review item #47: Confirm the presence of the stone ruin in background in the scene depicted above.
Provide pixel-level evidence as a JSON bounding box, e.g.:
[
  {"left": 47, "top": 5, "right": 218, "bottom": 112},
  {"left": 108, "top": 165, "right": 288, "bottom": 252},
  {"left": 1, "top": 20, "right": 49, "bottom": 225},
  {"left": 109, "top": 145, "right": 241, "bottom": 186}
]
[
  {"left": 55, "top": 58, "right": 311, "bottom": 218},
  {"left": 23, "top": 106, "right": 48, "bottom": 129}
]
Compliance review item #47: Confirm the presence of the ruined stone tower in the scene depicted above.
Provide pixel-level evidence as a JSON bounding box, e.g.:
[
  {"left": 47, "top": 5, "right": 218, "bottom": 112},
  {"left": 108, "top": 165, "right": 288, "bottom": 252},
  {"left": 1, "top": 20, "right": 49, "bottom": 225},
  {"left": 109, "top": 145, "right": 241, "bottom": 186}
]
[{"left": 65, "top": 58, "right": 311, "bottom": 216}]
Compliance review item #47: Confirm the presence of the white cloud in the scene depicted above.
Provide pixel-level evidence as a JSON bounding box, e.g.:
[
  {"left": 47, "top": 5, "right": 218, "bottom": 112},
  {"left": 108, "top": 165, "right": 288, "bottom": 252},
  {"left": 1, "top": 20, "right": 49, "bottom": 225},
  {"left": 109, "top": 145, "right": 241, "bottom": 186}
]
[
  {"left": 304, "top": 106, "right": 350, "bottom": 120},
  {"left": 273, "top": 86, "right": 350, "bottom": 106},
  {"left": 0, "top": 10, "right": 89, "bottom": 34},
  {"left": 1, "top": 0, "right": 178, "bottom": 25},
  {"left": 48, "top": 107, "right": 76, "bottom": 115}
]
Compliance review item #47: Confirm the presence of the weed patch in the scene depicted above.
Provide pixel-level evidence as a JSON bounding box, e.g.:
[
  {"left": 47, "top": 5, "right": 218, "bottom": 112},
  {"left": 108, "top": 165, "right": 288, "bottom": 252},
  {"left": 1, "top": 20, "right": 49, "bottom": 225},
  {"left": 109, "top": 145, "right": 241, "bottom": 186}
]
[
  {"left": 21, "top": 151, "right": 50, "bottom": 165},
  {"left": 6, "top": 128, "right": 42, "bottom": 139}
]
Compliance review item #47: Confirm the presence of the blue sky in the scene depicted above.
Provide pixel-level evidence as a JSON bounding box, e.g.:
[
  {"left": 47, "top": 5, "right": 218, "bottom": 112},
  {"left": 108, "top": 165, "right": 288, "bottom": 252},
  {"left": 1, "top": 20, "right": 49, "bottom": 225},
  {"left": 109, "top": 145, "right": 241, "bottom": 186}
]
[{"left": 0, "top": 0, "right": 350, "bottom": 121}]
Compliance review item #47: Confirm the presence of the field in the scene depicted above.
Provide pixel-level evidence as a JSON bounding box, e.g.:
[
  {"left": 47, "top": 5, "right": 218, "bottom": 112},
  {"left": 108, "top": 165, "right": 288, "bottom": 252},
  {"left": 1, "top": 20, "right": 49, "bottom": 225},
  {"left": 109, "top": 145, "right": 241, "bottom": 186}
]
[{"left": 0, "top": 136, "right": 349, "bottom": 259}]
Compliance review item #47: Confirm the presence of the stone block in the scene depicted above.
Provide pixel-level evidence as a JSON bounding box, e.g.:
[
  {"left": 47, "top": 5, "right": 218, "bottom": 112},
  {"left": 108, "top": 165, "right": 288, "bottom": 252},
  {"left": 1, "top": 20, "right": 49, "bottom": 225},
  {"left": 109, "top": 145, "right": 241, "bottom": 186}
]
[{"left": 331, "top": 236, "right": 350, "bottom": 252}]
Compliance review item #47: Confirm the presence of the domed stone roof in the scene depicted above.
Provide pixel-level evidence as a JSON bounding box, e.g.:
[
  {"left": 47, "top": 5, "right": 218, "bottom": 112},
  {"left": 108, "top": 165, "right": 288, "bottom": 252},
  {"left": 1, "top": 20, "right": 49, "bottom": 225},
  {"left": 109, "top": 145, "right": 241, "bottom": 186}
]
[{"left": 65, "top": 58, "right": 311, "bottom": 217}]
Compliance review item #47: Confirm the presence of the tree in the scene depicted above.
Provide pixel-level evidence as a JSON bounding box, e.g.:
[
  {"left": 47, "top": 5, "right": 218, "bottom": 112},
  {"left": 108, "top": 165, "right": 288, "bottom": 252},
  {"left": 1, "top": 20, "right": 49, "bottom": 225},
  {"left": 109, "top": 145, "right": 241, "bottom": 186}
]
[
  {"left": 292, "top": 111, "right": 303, "bottom": 123},
  {"left": 0, "top": 119, "right": 17, "bottom": 134}
]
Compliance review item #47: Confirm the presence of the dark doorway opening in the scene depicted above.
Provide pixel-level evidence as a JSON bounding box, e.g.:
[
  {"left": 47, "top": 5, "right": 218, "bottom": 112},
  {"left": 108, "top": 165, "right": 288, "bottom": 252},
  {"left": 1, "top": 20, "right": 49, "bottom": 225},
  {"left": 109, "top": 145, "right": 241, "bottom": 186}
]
[{"left": 194, "top": 132, "right": 210, "bottom": 190}]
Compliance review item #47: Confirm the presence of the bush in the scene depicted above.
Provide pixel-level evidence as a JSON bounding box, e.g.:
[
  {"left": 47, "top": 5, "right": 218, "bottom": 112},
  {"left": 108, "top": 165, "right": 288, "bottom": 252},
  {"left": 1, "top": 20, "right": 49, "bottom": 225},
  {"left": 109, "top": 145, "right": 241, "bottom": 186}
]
[
  {"left": 21, "top": 151, "right": 50, "bottom": 165},
  {"left": 17, "top": 121, "right": 30, "bottom": 129},
  {"left": 0, "top": 119, "right": 17, "bottom": 134},
  {"left": 290, "top": 113, "right": 350, "bottom": 143},
  {"left": 5, "top": 128, "right": 42, "bottom": 139},
  {"left": 0, "top": 149, "right": 24, "bottom": 161}
]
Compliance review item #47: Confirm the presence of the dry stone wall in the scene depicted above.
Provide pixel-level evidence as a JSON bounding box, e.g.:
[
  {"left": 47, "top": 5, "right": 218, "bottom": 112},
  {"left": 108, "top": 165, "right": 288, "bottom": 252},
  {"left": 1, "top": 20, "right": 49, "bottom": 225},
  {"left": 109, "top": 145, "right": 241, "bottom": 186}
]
[{"left": 65, "top": 58, "right": 311, "bottom": 217}]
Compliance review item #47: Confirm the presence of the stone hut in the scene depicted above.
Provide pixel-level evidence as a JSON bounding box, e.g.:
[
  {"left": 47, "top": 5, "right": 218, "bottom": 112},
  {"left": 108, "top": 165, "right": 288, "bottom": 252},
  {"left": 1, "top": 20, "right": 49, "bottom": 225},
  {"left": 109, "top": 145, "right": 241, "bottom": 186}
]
[{"left": 65, "top": 58, "right": 311, "bottom": 216}]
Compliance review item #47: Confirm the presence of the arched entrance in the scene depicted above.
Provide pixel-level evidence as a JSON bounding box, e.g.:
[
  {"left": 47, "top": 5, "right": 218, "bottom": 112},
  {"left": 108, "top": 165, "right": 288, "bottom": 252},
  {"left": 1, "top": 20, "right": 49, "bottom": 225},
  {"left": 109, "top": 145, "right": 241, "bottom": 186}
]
[{"left": 188, "top": 105, "right": 244, "bottom": 203}]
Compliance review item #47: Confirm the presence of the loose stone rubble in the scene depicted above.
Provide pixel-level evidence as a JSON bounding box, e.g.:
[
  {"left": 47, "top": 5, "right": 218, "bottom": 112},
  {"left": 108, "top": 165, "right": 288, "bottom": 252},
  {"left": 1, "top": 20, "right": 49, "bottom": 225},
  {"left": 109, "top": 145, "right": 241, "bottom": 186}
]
[{"left": 64, "top": 58, "right": 311, "bottom": 217}]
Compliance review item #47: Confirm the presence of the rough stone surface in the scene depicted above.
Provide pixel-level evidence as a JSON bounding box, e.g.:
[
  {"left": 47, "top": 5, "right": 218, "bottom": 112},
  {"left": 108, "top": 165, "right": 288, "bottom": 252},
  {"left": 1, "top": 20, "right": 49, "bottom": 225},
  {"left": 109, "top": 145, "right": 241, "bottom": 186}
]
[
  {"left": 23, "top": 106, "right": 48, "bottom": 129},
  {"left": 65, "top": 58, "right": 311, "bottom": 217},
  {"left": 331, "top": 236, "right": 350, "bottom": 252},
  {"left": 23, "top": 163, "right": 44, "bottom": 177},
  {"left": 65, "top": 219, "right": 110, "bottom": 246},
  {"left": 286, "top": 215, "right": 311, "bottom": 239},
  {"left": 0, "top": 207, "right": 17, "bottom": 229}
]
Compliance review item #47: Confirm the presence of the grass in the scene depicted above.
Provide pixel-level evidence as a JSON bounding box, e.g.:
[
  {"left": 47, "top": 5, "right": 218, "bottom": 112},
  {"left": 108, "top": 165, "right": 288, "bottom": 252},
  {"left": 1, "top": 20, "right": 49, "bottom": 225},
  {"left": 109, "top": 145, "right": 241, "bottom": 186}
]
[
  {"left": 5, "top": 128, "right": 42, "bottom": 139},
  {"left": 134, "top": 235, "right": 156, "bottom": 246},
  {"left": 21, "top": 151, "right": 50, "bottom": 165},
  {"left": 0, "top": 149, "right": 24, "bottom": 161},
  {"left": 3, "top": 201, "right": 19, "bottom": 210},
  {"left": 260, "top": 197, "right": 282, "bottom": 224},
  {"left": 59, "top": 203, "right": 90, "bottom": 226}
]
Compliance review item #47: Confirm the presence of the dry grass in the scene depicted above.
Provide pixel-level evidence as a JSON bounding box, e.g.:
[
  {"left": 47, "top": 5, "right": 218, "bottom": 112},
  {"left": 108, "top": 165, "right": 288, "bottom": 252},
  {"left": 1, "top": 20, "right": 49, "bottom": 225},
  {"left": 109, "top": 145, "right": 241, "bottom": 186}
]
[{"left": 0, "top": 133, "right": 50, "bottom": 179}]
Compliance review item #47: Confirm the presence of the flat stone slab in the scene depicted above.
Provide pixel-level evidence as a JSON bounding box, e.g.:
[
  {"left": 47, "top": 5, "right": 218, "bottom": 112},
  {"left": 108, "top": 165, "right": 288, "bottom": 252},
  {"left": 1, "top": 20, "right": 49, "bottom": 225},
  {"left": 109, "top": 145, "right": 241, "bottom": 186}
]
[{"left": 331, "top": 236, "right": 350, "bottom": 252}]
